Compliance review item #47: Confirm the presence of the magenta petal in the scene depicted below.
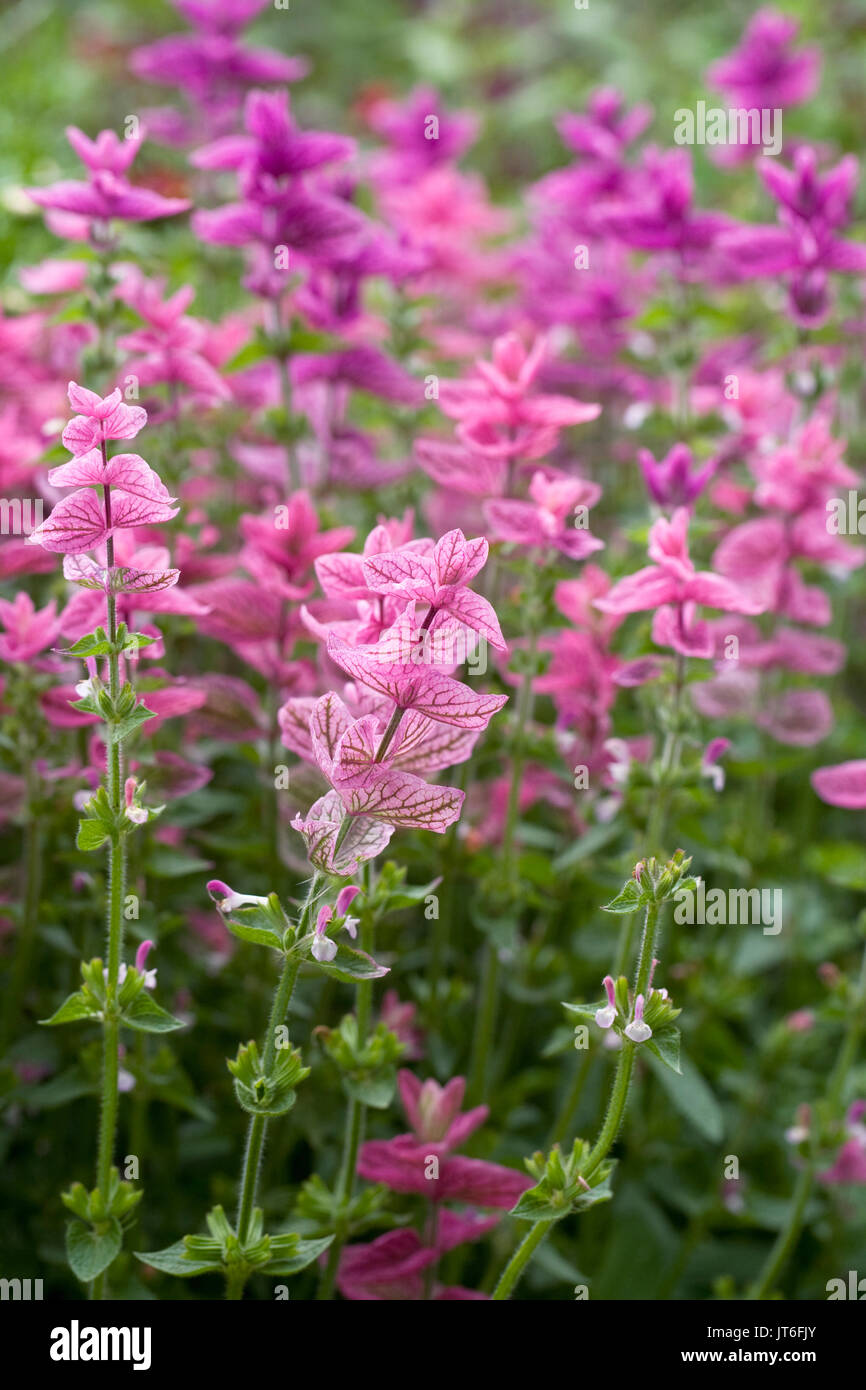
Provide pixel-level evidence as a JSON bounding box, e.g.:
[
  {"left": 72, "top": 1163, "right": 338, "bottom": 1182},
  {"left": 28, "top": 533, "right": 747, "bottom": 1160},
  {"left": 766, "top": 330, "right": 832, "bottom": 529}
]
[
  {"left": 435, "top": 1156, "right": 533, "bottom": 1209},
  {"left": 812, "top": 761, "right": 866, "bottom": 810}
]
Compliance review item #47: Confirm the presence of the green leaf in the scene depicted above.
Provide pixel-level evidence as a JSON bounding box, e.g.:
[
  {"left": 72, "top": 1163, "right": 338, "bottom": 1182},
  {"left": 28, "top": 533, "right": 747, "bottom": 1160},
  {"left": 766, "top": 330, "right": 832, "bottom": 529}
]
[
  {"left": 76, "top": 818, "right": 110, "bottom": 852},
  {"left": 645, "top": 1048, "right": 724, "bottom": 1143},
  {"left": 573, "top": 1171, "right": 615, "bottom": 1210},
  {"left": 644, "top": 1024, "right": 681, "bottom": 1074},
  {"left": 225, "top": 920, "right": 284, "bottom": 951},
  {"left": 122, "top": 632, "right": 157, "bottom": 653},
  {"left": 510, "top": 1187, "right": 574, "bottom": 1224},
  {"left": 316, "top": 942, "right": 390, "bottom": 983},
  {"left": 111, "top": 704, "right": 157, "bottom": 744},
  {"left": 602, "top": 879, "right": 644, "bottom": 914},
  {"left": 66, "top": 1218, "right": 122, "bottom": 1282},
  {"left": 134, "top": 1240, "right": 221, "bottom": 1277},
  {"left": 265, "top": 1235, "right": 334, "bottom": 1275},
  {"left": 806, "top": 842, "right": 866, "bottom": 891},
  {"left": 66, "top": 637, "right": 113, "bottom": 657},
  {"left": 122, "top": 992, "right": 185, "bottom": 1034},
  {"left": 562, "top": 1000, "right": 602, "bottom": 1023},
  {"left": 40, "top": 991, "right": 100, "bottom": 1027},
  {"left": 343, "top": 1068, "right": 397, "bottom": 1110},
  {"left": 233, "top": 1081, "right": 298, "bottom": 1118}
]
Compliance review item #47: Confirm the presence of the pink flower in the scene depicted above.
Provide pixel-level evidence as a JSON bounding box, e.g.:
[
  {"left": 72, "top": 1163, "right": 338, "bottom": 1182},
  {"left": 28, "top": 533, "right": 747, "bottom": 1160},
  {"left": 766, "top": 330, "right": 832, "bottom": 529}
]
[
  {"left": 624, "top": 994, "right": 652, "bottom": 1044},
  {"left": 601, "top": 148, "right": 730, "bottom": 267},
  {"left": 20, "top": 259, "right": 89, "bottom": 296},
  {"left": 811, "top": 762, "right": 866, "bottom": 810},
  {"left": 0, "top": 593, "right": 61, "bottom": 662},
  {"left": 280, "top": 686, "right": 478, "bottom": 776},
  {"left": 124, "top": 777, "right": 149, "bottom": 825},
  {"left": 484, "top": 470, "right": 603, "bottom": 561},
  {"left": 557, "top": 86, "right": 652, "bottom": 163},
  {"left": 380, "top": 990, "right": 424, "bottom": 1060},
  {"left": 327, "top": 619, "right": 508, "bottom": 731},
  {"left": 356, "top": 1069, "right": 532, "bottom": 1208},
  {"left": 439, "top": 332, "right": 600, "bottom": 460},
  {"left": 639, "top": 444, "right": 717, "bottom": 508},
  {"left": 240, "top": 492, "right": 355, "bottom": 593},
  {"left": 304, "top": 691, "right": 466, "bottom": 832},
  {"left": 398, "top": 1072, "right": 485, "bottom": 1147},
  {"left": 595, "top": 509, "right": 765, "bottom": 639},
  {"left": 701, "top": 737, "right": 730, "bottom": 792},
  {"left": 61, "top": 383, "right": 147, "bottom": 456},
  {"left": 192, "top": 88, "right": 354, "bottom": 180},
  {"left": 595, "top": 975, "right": 617, "bottom": 1029},
  {"left": 291, "top": 789, "right": 394, "bottom": 878},
  {"left": 28, "top": 395, "right": 178, "bottom": 557},
  {"left": 785, "top": 1009, "right": 815, "bottom": 1033},
  {"left": 359, "top": 526, "right": 506, "bottom": 651},
  {"left": 337, "top": 1216, "right": 494, "bottom": 1301},
  {"left": 27, "top": 128, "right": 189, "bottom": 225},
  {"left": 311, "top": 884, "right": 361, "bottom": 962},
  {"left": 365, "top": 85, "right": 478, "bottom": 183},
  {"left": 819, "top": 1103, "right": 866, "bottom": 1186},
  {"left": 709, "top": 9, "right": 819, "bottom": 112}
]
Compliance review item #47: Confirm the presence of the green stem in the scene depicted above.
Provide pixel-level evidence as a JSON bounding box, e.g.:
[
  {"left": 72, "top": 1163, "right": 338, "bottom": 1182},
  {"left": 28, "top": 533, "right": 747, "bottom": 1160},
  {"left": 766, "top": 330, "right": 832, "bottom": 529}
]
[
  {"left": 492, "top": 1219, "right": 553, "bottom": 1300},
  {"left": 584, "top": 903, "right": 659, "bottom": 1179},
  {"left": 749, "top": 1164, "right": 813, "bottom": 1302},
  {"left": 582, "top": 1042, "right": 636, "bottom": 1182},
  {"left": 228, "top": 876, "right": 320, "bottom": 1300},
  {"left": 317, "top": 914, "right": 376, "bottom": 1300},
  {"left": 235, "top": 949, "right": 304, "bottom": 1246},
  {"left": 491, "top": 901, "right": 662, "bottom": 1298},
  {"left": 90, "top": 513, "right": 127, "bottom": 1299}
]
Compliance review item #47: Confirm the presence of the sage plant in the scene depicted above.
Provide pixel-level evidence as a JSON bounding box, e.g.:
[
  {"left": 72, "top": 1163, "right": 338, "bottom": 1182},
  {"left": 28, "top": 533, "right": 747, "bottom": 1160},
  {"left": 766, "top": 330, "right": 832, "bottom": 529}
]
[{"left": 31, "top": 385, "right": 184, "bottom": 1296}]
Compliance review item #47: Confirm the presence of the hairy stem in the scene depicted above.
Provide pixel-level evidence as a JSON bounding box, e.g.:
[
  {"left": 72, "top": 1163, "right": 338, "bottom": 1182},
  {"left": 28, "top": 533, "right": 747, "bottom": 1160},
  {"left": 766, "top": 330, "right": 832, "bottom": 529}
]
[
  {"left": 492, "top": 1219, "right": 553, "bottom": 1301},
  {"left": 317, "top": 914, "right": 376, "bottom": 1300},
  {"left": 90, "top": 495, "right": 127, "bottom": 1300}
]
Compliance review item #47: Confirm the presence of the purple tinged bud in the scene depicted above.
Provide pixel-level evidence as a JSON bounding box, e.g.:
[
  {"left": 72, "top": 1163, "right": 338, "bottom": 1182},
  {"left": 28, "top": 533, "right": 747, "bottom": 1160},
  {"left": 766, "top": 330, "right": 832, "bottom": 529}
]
[
  {"left": 135, "top": 940, "right": 154, "bottom": 972},
  {"left": 595, "top": 973, "right": 617, "bottom": 1029},
  {"left": 335, "top": 884, "right": 361, "bottom": 917}
]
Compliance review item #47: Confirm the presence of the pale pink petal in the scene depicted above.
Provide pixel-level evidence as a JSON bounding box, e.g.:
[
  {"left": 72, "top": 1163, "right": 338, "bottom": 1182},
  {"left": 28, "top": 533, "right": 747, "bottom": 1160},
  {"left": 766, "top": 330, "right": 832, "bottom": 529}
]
[
  {"left": 361, "top": 548, "right": 437, "bottom": 600},
  {"left": 292, "top": 789, "right": 394, "bottom": 876},
  {"left": 310, "top": 691, "right": 353, "bottom": 773},
  {"left": 759, "top": 689, "right": 834, "bottom": 746},
  {"left": 435, "top": 585, "right": 507, "bottom": 651},
  {"left": 28, "top": 489, "right": 109, "bottom": 553},
  {"left": 594, "top": 566, "right": 677, "bottom": 614},
  {"left": 812, "top": 761, "right": 866, "bottom": 810},
  {"left": 338, "top": 765, "right": 464, "bottom": 832}
]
